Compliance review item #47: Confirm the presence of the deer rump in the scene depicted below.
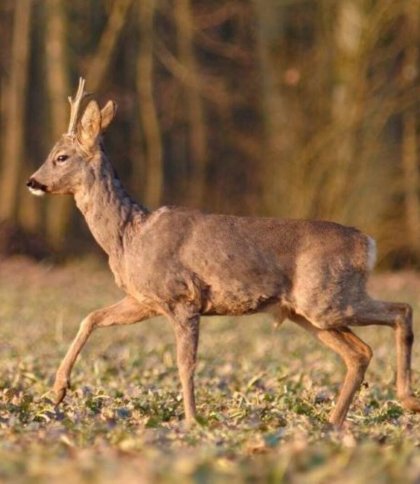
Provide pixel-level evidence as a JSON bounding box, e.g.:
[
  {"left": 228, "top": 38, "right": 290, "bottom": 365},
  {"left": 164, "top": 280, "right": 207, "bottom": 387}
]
[{"left": 123, "top": 207, "right": 373, "bottom": 324}]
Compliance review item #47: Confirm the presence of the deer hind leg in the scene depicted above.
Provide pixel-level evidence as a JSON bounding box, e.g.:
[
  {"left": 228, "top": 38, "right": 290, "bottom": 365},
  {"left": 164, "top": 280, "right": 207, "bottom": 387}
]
[
  {"left": 346, "top": 300, "right": 420, "bottom": 412},
  {"left": 54, "top": 296, "right": 155, "bottom": 405},
  {"left": 171, "top": 315, "right": 200, "bottom": 426},
  {"left": 291, "top": 314, "right": 372, "bottom": 428}
]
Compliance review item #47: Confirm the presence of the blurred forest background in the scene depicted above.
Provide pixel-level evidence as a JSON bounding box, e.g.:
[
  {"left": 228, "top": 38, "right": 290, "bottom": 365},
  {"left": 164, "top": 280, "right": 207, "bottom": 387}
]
[{"left": 0, "top": 0, "right": 419, "bottom": 266}]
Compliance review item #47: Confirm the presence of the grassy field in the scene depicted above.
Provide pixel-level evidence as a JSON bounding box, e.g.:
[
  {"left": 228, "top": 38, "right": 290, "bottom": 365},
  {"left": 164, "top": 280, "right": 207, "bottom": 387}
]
[{"left": 0, "top": 257, "right": 419, "bottom": 483}]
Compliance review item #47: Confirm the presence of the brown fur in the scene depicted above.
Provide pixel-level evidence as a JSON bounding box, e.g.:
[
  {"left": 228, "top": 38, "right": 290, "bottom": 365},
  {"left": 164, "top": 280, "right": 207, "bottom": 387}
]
[{"left": 27, "top": 79, "right": 419, "bottom": 428}]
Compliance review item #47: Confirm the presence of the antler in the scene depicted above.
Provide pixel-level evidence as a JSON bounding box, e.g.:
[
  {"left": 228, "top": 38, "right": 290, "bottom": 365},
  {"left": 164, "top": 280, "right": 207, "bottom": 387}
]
[{"left": 66, "top": 77, "right": 90, "bottom": 135}]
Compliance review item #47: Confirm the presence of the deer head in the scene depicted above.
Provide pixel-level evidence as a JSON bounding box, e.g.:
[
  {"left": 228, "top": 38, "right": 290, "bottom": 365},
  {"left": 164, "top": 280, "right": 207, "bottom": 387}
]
[{"left": 27, "top": 78, "right": 117, "bottom": 196}]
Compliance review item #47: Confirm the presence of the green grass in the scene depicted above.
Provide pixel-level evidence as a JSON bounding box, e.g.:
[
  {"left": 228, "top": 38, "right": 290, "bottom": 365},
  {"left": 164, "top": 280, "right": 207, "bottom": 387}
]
[{"left": 0, "top": 258, "right": 419, "bottom": 482}]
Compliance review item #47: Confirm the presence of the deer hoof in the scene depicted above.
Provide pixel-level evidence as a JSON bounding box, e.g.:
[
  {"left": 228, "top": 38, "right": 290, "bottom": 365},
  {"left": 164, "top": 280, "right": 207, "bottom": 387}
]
[
  {"left": 53, "top": 379, "right": 70, "bottom": 406},
  {"left": 53, "top": 387, "right": 68, "bottom": 406},
  {"left": 400, "top": 395, "right": 420, "bottom": 412}
]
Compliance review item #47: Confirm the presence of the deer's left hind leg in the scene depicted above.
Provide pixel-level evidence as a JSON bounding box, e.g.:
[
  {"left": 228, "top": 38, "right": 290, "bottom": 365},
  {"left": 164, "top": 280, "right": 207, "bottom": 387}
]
[
  {"left": 53, "top": 296, "right": 154, "bottom": 405},
  {"left": 291, "top": 314, "right": 372, "bottom": 428},
  {"left": 345, "top": 300, "right": 420, "bottom": 412},
  {"left": 171, "top": 314, "right": 200, "bottom": 426}
]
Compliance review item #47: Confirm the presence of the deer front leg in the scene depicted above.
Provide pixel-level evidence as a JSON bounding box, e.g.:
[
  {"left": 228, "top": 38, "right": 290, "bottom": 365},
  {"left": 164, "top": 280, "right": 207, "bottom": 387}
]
[
  {"left": 172, "top": 315, "right": 200, "bottom": 426},
  {"left": 53, "top": 296, "right": 154, "bottom": 405}
]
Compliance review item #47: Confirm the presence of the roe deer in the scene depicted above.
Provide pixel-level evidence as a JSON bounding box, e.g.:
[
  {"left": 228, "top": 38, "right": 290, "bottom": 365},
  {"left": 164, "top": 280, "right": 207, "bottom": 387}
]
[{"left": 27, "top": 78, "right": 419, "bottom": 428}]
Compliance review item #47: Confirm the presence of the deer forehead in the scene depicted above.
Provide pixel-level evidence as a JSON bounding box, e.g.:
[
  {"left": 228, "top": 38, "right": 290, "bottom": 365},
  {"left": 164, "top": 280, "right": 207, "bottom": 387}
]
[{"left": 50, "top": 138, "right": 79, "bottom": 157}]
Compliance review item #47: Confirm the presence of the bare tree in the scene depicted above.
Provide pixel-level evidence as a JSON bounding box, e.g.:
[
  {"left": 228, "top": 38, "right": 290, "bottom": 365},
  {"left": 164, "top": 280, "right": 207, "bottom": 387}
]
[
  {"left": 323, "top": 0, "right": 366, "bottom": 220},
  {"left": 174, "top": 0, "right": 208, "bottom": 205},
  {"left": 253, "top": 0, "right": 297, "bottom": 217},
  {"left": 0, "top": 0, "right": 32, "bottom": 223},
  {"left": 401, "top": 0, "right": 420, "bottom": 255},
  {"left": 44, "top": 0, "right": 71, "bottom": 249},
  {"left": 137, "top": 0, "right": 163, "bottom": 208}
]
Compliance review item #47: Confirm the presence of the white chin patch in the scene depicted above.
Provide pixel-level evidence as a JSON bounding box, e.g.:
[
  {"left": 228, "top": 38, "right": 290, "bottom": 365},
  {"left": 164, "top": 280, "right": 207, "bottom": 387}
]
[{"left": 28, "top": 187, "right": 46, "bottom": 197}]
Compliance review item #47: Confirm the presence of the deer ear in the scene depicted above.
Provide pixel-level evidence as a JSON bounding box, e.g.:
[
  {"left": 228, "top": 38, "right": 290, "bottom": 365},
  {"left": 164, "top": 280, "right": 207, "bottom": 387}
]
[
  {"left": 78, "top": 100, "right": 101, "bottom": 150},
  {"left": 100, "top": 100, "right": 117, "bottom": 131}
]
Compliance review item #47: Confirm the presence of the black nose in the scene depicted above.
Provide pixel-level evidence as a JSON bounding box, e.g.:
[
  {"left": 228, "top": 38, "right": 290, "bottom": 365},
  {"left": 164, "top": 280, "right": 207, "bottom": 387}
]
[{"left": 26, "top": 178, "right": 47, "bottom": 191}]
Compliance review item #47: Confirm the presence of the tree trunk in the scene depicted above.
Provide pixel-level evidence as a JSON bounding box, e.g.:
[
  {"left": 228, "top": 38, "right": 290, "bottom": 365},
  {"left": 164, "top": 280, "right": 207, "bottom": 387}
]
[
  {"left": 0, "top": 0, "right": 32, "bottom": 223},
  {"left": 253, "top": 0, "right": 295, "bottom": 216},
  {"left": 137, "top": 0, "right": 163, "bottom": 208},
  {"left": 324, "top": 0, "right": 365, "bottom": 221},
  {"left": 401, "top": 0, "right": 420, "bottom": 254},
  {"left": 43, "top": 0, "right": 72, "bottom": 249},
  {"left": 174, "top": 0, "right": 207, "bottom": 206}
]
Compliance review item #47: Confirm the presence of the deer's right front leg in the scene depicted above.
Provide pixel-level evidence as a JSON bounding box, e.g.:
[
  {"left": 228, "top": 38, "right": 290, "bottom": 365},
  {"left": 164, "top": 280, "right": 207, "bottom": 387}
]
[
  {"left": 53, "top": 296, "right": 154, "bottom": 405},
  {"left": 171, "top": 315, "right": 200, "bottom": 426}
]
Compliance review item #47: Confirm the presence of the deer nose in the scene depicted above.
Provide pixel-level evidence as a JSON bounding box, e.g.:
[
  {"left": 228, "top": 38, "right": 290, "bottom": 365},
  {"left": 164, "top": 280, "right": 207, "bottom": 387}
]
[
  {"left": 26, "top": 178, "right": 47, "bottom": 192},
  {"left": 26, "top": 178, "right": 37, "bottom": 188}
]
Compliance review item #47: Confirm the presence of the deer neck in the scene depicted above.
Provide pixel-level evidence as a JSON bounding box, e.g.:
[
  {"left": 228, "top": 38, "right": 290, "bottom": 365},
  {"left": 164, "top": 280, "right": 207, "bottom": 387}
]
[{"left": 74, "top": 154, "right": 148, "bottom": 257}]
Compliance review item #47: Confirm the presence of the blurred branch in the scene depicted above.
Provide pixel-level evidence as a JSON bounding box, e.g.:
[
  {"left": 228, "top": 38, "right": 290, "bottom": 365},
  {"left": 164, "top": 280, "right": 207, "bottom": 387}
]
[
  {"left": 194, "top": 3, "right": 241, "bottom": 29},
  {"left": 155, "top": 39, "right": 229, "bottom": 107},
  {"left": 87, "top": 0, "right": 133, "bottom": 92},
  {"left": 195, "top": 30, "right": 252, "bottom": 64}
]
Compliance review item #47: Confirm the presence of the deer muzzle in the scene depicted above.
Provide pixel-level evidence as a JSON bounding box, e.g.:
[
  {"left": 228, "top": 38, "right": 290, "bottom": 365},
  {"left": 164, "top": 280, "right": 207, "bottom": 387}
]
[{"left": 26, "top": 178, "right": 48, "bottom": 197}]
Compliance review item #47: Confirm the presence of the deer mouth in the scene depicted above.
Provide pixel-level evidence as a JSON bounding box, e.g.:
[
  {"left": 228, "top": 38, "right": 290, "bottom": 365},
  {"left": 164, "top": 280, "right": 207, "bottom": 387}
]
[{"left": 26, "top": 178, "right": 48, "bottom": 197}]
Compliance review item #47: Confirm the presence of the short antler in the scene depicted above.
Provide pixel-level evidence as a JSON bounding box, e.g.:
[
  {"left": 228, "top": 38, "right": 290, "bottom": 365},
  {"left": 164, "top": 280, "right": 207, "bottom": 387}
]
[{"left": 67, "top": 77, "right": 90, "bottom": 135}]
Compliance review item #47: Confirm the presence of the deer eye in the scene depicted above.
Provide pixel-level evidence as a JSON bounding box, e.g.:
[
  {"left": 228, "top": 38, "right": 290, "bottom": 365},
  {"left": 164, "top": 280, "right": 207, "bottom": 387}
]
[{"left": 56, "top": 154, "right": 69, "bottom": 163}]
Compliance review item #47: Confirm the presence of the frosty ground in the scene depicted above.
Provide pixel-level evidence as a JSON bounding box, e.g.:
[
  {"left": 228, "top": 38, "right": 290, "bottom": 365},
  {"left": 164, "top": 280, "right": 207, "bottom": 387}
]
[{"left": 0, "top": 257, "right": 419, "bottom": 482}]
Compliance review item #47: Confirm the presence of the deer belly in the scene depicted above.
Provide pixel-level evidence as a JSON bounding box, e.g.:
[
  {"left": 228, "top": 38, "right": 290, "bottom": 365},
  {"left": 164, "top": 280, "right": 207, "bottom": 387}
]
[
  {"left": 196, "top": 263, "right": 291, "bottom": 315},
  {"left": 201, "top": 284, "right": 284, "bottom": 316}
]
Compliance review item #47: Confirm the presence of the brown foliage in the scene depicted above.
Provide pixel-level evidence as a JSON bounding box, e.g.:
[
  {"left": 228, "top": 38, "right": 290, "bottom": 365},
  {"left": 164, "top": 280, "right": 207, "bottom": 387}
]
[{"left": 0, "top": 0, "right": 419, "bottom": 265}]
